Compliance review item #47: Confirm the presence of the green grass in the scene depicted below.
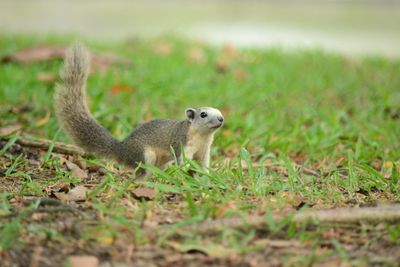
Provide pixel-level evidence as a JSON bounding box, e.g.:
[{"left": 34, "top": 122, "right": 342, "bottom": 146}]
[{"left": 0, "top": 35, "right": 400, "bottom": 265}]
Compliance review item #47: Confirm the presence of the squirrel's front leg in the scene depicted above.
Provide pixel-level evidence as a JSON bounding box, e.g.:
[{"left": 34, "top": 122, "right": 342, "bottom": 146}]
[
  {"left": 198, "top": 147, "right": 211, "bottom": 173},
  {"left": 176, "top": 155, "right": 183, "bottom": 165}
]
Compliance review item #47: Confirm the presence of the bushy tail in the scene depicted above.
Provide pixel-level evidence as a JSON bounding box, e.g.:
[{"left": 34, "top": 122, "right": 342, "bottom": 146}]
[{"left": 55, "top": 42, "right": 121, "bottom": 158}]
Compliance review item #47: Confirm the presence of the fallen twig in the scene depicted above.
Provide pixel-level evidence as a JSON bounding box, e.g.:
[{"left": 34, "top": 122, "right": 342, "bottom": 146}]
[
  {"left": 173, "top": 205, "right": 400, "bottom": 235},
  {"left": 22, "top": 197, "right": 73, "bottom": 207},
  {"left": 230, "top": 160, "right": 328, "bottom": 178},
  {"left": 0, "top": 197, "right": 84, "bottom": 220},
  {"left": 0, "top": 206, "right": 81, "bottom": 220},
  {"left": 252, "top": 238, "right": 304, "bottom": 248},
  {"left": 1, "top": 134, "right": 85, "bottom": 156}
]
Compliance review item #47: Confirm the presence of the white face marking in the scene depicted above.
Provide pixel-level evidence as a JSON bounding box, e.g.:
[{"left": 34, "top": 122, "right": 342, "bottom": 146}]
[{"left": 185, "top": 107, "right": 224, "bottom": 134}]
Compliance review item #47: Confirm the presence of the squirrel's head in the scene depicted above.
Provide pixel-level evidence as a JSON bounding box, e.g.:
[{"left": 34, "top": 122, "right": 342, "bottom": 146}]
[{"left": 185, "top": 107, "right": 224, "bottom": 134}]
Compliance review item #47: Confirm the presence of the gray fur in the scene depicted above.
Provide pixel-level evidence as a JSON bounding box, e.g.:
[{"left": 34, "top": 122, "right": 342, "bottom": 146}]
[
  {"left": 54, "top": 43, "right": 121, "bottom": 158},
  {"left": 118, "top": 119, "right": 190, "bottom": 169},
  {"left": 54, "top": 43, "right": 223, "bottom": 177}
]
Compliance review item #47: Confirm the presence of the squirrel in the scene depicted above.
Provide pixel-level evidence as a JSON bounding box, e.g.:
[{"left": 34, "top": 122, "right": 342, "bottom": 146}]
[{"left": 54, "top": 43, "right": 224, "bottom": 178}]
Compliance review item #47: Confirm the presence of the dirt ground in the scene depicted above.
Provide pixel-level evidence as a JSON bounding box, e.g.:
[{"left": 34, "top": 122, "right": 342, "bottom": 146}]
[{"left": 1, "top": 141, "right": 400, "bottom": 267}]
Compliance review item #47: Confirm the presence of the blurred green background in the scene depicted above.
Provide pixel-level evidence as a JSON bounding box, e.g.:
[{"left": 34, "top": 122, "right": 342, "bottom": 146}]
[{"left": 1, "top": 0, "right": 399, "bottom": 57}]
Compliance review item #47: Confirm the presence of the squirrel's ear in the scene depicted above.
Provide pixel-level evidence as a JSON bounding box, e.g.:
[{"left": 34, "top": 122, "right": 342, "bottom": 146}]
[{"left": 185, "top": 108, "right": 196, "bottom": 121}]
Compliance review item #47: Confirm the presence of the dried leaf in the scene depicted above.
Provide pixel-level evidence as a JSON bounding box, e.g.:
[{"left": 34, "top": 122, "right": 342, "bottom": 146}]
[
  {"left": 278, "top": 191, "right": 303, "bottom": 208},
  {"left": 1, "top": 46, "right": 131, "bottom": 72},
  {"left": 68, "top": 256, "right": 99, "bottom": 267},
  {"left": 52, "top": 192, "right": 67, "bottom": 201},
  {"left": 65, "top": 160, "right": 88, "bottom": 179},
  {"left": 223, "top": 145, "right": 240, "bottom": 158},
  {"left": 215, "top": 201, "right": 237, "bottom": 219},
  {"left": 49, "top": 181, "right": 70, "bottom": 192},
  {"left": 132, "top": 188, "right": 156, "bottom": 201},
  {"left": 214, "top": 44, "right": 237, "bottom": 74},
  {"left": 1, "top": 46, "right": 65, "bottom": 64},
  {"left": 222, "top": 44, "right": 237, "bottom": 59},
  {"left": 74, "top": 158, "right": 87, "bottom": 170},
  {"left": 35, "top": 110, "right": 51, "bottom": 127},
  {"left": 87, "top": 165, "right": 105, "bottom": 175},
  {"left": 153, "top": 42, "right": 173, "bottom": 55},
  {"left": 186, "top": 47, "right": 206, "bottom": 64},
  {"left": 321, "top": 229, "right": 340, "bottom": 240},
  {"left": 215, "top": 59, "right": 229, "bottom": 73},
  {"left": 91, "top": 53, "right": 132, "bottom": 72},
  {"left": 11, "top": 104, "right": 34, "bottom": 114},
  {"left": 110, "top": 84, "right": 134, "bottom": 95},
  {"left": 0, "top": 124, "right": 22, "bottom": 137},
  {"left": 233, "top": 68, "right": 248, "bottom": 80},
  {"left": 30, "top": 245, "right": 43, "bottom": 267},
  {"left": 54, "top": 185, "right": 87, "bottom": 201},
  {"left": 371, "top": 159, "right": 382, "bottom": 170}
]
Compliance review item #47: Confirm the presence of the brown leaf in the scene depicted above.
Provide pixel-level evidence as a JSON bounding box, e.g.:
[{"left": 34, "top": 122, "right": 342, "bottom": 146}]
[
  {"left": 65, "top": 160, "right": 88, "bottom": 179},
  {"left": 71, "top": 166, "right": 87, "bottom": 179},
  {"left": 222, "top": 44, "right": 237, "bottom": 59},
  {"left": 11, "top": 104, "right": 34, "bottom": 114},
  {"left": 68, "top": 256, "right": 99, "bottom": 267},
  {"left": 110, "top": 84, "right": 134, "bottom": 95},
  {"left": 214, "top": 44, "right": 237, "bottom": 74},
  {"left": 215, "top": 59, "right": 229, "bottom": 73},
  {"left": 186, "top": 47, "right": 207, "bottom": 64},
  {"left": 49, "top": 181, "right": 70, "bottom": 192},
  {"left": 54, "top": 185, "right": 87, "bottom": 202},
  {"left": 29, "top": 245, "right": 43, "bottom": 267},
  {"left": 321, "top": 229, "right": 340, "bottom": 240},
  {"left": 371, "top": 159, "right": 382, "bottom": 170},
  {"left": 52, "top": 192, "right": 68, "bottom": 201},
  {"left": 1, "top": 46, "right": 131, "bottom": 72},
  {"left": 223, "top": 145, "right": 240, "bottom": 158},
  {"left": 132, "top": 188, "right": 156, "bottom": 201},
  {"left": 74, "top": 158, "right": 87, "bottom": 170},
  {"left": 278, "top": 191, "right": 303, "bottom": 208},
  {"left": 1, "top": 46, "right": 65, "bottom": 64},
  {"left": 87, "top": 164, "right": 106, "bottom": 175},
  {"left": 233, "top": 68, "right": 248, "bottom": 80},
  {"left": 91, "top": 53, "right": 132, "bottom": 73},
  {"left": 0, "top": 124, "right": 22, "bottom": 137},
  {"left": 215, "top": 201, "right": 237, "bottom": 219},
  {"left": 35, "top": 110, "right": 51, "bottom": 127},
  {"left": 153, "top": 42, "right": 173, "bottom": 55}
]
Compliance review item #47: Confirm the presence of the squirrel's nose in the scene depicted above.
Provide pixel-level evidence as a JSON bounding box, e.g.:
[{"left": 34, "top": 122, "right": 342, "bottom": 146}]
[{"left": 218, "top": 116, "right": 224, "bottom": 123}]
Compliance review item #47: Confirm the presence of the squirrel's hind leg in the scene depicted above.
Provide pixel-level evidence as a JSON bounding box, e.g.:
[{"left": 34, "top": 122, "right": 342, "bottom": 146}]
[
  {"left": 134, "top": 147, "right": 157, "bottom": 181},
  {"left": 135, "top": 168, "right": 150, "bottom": 181},
  {"left": 144, "top": 147, "right": 157, "bottom": 165}
]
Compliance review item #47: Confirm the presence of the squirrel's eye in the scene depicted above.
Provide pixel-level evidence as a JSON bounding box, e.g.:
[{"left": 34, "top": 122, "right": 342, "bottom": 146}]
[{"left": 200, "top": 112, "right": 208, "bottom": 118}]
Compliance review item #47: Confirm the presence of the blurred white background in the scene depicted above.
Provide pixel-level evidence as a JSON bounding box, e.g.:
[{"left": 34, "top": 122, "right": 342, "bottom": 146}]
[{"left": 1, "top": 0, "right": 399, "bottom": 57}]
